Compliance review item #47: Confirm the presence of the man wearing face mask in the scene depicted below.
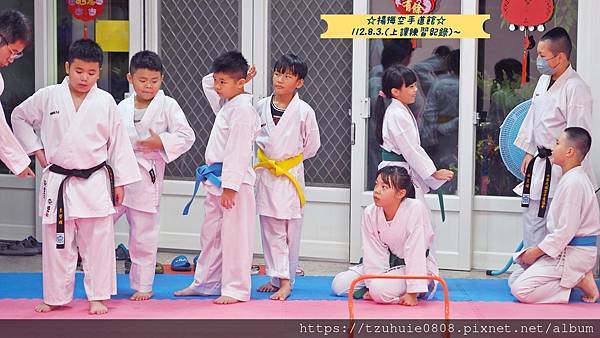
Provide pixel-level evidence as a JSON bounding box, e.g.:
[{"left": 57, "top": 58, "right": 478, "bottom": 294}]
[
  {"left": 0, "top": 9, "right": 34, "bottom": 178},
  {"left": 509, "top": 27, "right": 596, "bottom": 286}
]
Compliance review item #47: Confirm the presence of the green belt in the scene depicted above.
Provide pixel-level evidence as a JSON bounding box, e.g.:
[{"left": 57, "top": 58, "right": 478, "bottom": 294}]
[{"left": 380, "top": 149, "right": 446, "bottom": 222}]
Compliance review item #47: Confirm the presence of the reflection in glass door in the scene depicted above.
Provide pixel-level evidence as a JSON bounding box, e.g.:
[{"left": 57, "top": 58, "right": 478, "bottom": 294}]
[{"left": 57, "top": 0, "right": 130, "bottom": 102}]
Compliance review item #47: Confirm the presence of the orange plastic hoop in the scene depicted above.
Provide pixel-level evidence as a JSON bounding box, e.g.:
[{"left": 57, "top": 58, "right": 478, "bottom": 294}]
[{"left": 347, "top": 275, "right": 450, "bottom": 338}]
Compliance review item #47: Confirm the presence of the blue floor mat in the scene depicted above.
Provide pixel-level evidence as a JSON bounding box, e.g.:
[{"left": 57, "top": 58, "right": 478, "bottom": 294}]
[{"left": 0, "top": 273, "right": 597, "bottom": 303}]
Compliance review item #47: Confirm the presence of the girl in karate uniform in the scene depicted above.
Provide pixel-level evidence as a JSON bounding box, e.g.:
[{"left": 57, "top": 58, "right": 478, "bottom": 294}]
[
  {"left": 331, "top": 166, "right": 439, "bottom": 305},
  {"left": 374, "top": 64, "right": 453, "bottom": 205}
]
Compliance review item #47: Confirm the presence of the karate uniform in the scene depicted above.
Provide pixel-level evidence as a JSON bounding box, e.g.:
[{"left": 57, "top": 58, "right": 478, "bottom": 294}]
[
  {"left": 254, "top": 93, "right": 320, "bottom": 288},
  {"left": 0, "top": 73, "right": 31, "bottom": 174},
  {"left": 514, "top": 65, "right": 596, "bottom": 248},
  {"left": 379, "top": 98, "right": 445, "bottom": 202},
  {"left": 509, "top": 166, "right": 600, "bottom": 303},
  {"left": 11, "top": 77, "right": 140, "bottom": 305},
  {"left": 114, "top": 90, "right": 195, "bottom": 293},
  {"left": 186, "top": 74, "right": 260, "bottom": 301},
  {"left": 332, "top": 199, "right": 439, "bottom": 304}
]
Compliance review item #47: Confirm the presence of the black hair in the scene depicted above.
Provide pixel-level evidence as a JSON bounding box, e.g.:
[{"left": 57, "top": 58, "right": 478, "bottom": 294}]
[
  {"left": 0, "top": 9, "right": 32, "bottom": 45},
  {"left": 563, "top": 127, "right": 592, "bottom": 159},
  {"left": 381, "top": 40, "right": 414, "bottom": 69},
  {"left": 374, "top": 64, "right": 418, "bottom": 145},
  {"left": 376, "top": 166, "right": 416, "bottom": 199},
  {"left": 540, "top": 27, "right": 572, "bottom": 60},
  {"left": 68, "top": 39, "right": 103, "bottom": 65},
  {"left": 273, "top": 53, "right": 308, "bottom": 80},
  {"left": 433, "top": 45, "right": 451, "bottom": 57},
  {"left": 130, "top": 50, "right": 163, "bottom": 74},
  {"left": 211, "top": 50, "right": 248, "bottom": 80},
  {"left": 494, "top": 58, "right": 522, "bottom": 84},
  {"left": 446, "top": 49, "right": 460, "bottom": 75}
]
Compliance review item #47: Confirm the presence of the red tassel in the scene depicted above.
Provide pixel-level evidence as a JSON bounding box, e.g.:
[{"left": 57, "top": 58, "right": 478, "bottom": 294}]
[
  {"left": 83, "top": 23, "right": 88, "bottom": 39},
  {"left": 412, "top": 38, "right": 417, "bottom": 49},
  {"left": 521, "top": 33, "right": 528, "bottom": 85}
]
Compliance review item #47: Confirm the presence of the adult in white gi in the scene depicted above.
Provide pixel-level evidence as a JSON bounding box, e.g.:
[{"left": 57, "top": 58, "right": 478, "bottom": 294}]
[
  {"left": 332, "top": 166, "right": 439, "bottom": 305},
  {"left": 115, "top": 51, "right": 195, "bottom": 301},
  {"left": 12, "top": 39, "right": 140, "bottom": 315},
  {"left": 510, "top": 128, "right": 599, "bottom": 304},
  {"left": 175, "top": 51, "right": 259, "bottom": 304},
  {"left": 514, "top": 27, "right": 595, "bottom": 249},
  {"left": 0, "top": 9, "right": 34, "bottom": 178},
  {"left": 254, "top": 54, "right": 321, "bottom": 301}
]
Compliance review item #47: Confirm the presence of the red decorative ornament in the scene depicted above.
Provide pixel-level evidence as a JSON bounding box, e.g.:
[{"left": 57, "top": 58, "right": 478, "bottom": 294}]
[
  {"left": 66, "top": 0, "right": 107, "bottom": 38},
  {"left": 393, "top": 0, "right": 438, "bottom": 49},
  {"left": 501, "top": 0, "right": 555, "bottom": 84},
  {"left": 394, "top": 0, "right": 437, "bottom": 15},
  {"left": 502, "top": 0, "right": 554, "bottom": 32}
]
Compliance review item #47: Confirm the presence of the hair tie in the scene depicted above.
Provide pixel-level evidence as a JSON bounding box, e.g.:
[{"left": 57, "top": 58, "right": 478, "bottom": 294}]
[{"left": 378, "top": 90, "right": 386, "bottom": 98}]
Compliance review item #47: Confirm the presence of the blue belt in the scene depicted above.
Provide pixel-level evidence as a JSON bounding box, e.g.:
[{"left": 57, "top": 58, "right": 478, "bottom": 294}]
[
  {"left": 568, "top": 236, "right": 597, "bottom": 247},
  {"left": 182, "top": 163, "right": 223, "bottom": 215}
]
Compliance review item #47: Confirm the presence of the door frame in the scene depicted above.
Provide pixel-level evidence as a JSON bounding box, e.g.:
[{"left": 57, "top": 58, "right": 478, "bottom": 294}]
[{"left": 349, "top": 0, "right": 477, "bottom": 270}]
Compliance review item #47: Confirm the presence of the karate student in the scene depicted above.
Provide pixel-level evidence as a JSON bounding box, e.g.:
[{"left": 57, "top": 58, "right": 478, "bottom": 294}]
[
  {"left": 510, "top": 127, "right": 599, "bottom": 304},
  {"left": 0, "top": 9, "right": 34, "bottom": 178},
  {"left": 514, "top": 27, "right": 595, "bottom": 250},
  {"left": 175, "top": 51, "right": 260, "bottom": 304},
  {"left": 11, "top": 39, "right": 140, "bottom": 314},
  {"left": 114, "top": 51, "right": 195, "bottom": 301},
  {"left": 331, "top": 166, "right": 439, "bottom": 305},
  {"left": 254, "top": 54, "right": 320, "bottom": 301},
  {"left": 374, "top": 64, "right": 453, "bottom": 205}
]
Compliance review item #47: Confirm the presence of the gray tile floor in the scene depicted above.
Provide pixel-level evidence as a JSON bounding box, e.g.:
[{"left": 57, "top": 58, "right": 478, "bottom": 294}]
[{"left": 0, "top": 249, "right": 503, "bottom": 279}]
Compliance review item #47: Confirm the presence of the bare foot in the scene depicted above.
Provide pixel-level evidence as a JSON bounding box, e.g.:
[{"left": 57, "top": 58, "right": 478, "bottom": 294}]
[
  {"left": 575, "top": 271, "right": 599, "bottom": 303},
  {"left": 213, "top": 296, "right": 240, "bottom": 305},
  {"left": 173, "top": 287, "right": 210, "bottom": 297},
  {"left": 89, "top": 301, "right": 108, "bottom": 315},
  {"left": 257, "top": 281, "right": 279, "bottom": 293},
  {"left": 271, "top": 280, "right": 291, "bottom": 301},
  {"left": 130, "top": 291, "right": 154, "bottom": 301},
  {"left": 34, "top": 302, "right": 55, "bottom": 313},
  {"left": 363, "top": 291, "right": 371, "bottom": 300}
]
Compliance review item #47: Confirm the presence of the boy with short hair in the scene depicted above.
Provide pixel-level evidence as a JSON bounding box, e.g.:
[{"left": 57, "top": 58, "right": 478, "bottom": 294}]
[
  {"left": 12, "top": 39, "right": 140, "bottom": 314},
  {"left": 254, "top": 53, "right": 320, "bottom": 300},
  {"left": 510, "top": 127, "right": 600, "bottom": 304},
  {"left": 115, "top": 50, "right": 195, "bottom": 301},
  {"left": 176, "top": 51, "right": 260, "bottom": 304}
]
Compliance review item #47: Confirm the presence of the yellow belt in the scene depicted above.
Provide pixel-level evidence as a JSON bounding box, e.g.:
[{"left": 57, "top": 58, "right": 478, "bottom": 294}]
[{"left": 254, "top": 148, "right": 305, "bottom": 207}]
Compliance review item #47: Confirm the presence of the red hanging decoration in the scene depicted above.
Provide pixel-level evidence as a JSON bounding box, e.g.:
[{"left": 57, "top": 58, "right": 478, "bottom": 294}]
[
  {"left": 66, "top": 0, "right": 107, "bottom": 39},
  {"left": 394, "top": 0, "right": 437, "bottom": 15},
  {"left": 501, "top": 0, "right": 555, "bottom": 84},
  {"left": 393, "top": 0, "right": 438, "bottom": 49}
]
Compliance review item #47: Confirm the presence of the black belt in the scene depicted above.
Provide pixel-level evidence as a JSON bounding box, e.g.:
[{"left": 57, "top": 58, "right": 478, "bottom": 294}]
[
  {"left": 521, "top": 146, "right": 552, "bottom": 218},
  {"left": 49, "top": 161, "right": 115, "bottom": 249},
  {"left": 389, "top": 248, "right": 430, "bottom": 268}
]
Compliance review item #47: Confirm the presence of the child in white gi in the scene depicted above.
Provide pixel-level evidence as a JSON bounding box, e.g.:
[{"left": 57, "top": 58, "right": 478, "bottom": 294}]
[
  {"left": 12, "top": 39, "right": 140, "bottom": 314},
  {"left": 332, "top": 166, "right": 439, "bottom": 305},
  {"left": 374, "top": 64, "right": 453, "bottom": 211},
  {"left": 510, "top": 127, "right": 599, "bottom": 304},
  {"left": 254, "top": 54, "right": 320, "bottom": 300},
  {"left": 114, "top": 51, "right": 195, "bottom": 301},
  {"left": 175, "top": 51, "right": 260, "bottom": 304}
]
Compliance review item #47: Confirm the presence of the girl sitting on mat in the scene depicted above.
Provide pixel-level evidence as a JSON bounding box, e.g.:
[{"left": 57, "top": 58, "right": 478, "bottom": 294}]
[
  {"left": 331, "top": 166, "right": 439, "bottom": 305},
  {"left": 375, "top": 64, "right": 453, "bottom": 213}
]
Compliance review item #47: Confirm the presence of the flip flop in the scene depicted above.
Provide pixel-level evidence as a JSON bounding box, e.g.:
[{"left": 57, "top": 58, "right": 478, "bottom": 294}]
[
  {"left": 0, "top": 241, "right": 39, "bottom": 256},
  {"left": 251, "top": 264, "right": 260, "bottom": 275},
  {"left": 171, "top": 255, "right": 191, "bottom": 271},
  {"left": 22, "top": 236, "right": 42, "bottom": 254},
  {"left": 296, "top": 266, "right": 305, "bottom": 276},
  {"left": 115, "top": 243, "right": 130, "bottom": 260}
]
